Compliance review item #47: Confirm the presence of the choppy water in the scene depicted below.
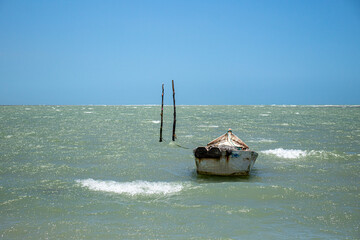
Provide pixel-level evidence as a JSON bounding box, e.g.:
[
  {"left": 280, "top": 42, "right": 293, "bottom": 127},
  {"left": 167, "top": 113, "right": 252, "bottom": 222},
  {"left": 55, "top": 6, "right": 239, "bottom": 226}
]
[{"left": 1, "top": 105, "right": 359, "bottom": 239}]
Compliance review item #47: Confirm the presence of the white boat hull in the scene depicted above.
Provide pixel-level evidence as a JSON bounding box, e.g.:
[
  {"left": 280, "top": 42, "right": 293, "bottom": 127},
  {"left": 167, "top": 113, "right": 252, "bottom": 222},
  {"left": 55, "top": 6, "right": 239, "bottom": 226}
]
[{"left": 195, "top": 150, "right": 258, "bottom": 176}]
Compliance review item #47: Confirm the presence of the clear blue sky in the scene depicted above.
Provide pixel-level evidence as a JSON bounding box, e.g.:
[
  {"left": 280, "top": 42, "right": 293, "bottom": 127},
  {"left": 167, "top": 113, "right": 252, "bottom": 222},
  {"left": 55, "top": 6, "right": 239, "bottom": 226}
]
[{"left": 1, "top": 0, "right": 359, "bottom": 105}]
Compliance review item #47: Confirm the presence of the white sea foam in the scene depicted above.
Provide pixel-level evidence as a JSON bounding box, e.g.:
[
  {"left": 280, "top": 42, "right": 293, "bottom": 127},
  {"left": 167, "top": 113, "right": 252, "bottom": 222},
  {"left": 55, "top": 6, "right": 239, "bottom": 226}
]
[
  {"left": 260, "top": 114, "right": 269, "bottom": 117},
  {"left": 261, "top": 149, "right": 343, "bottom": 159},
  {"left": 227, "top": 208, "right": 251, "bottom": 214},
  {"left": 248, "top": 138, "right": 277, "bottom": 143},
  {"left": 151, "top": 120, "right": 160, "bottom": 124},
  {"left": 198, "top": 125, "right": 219, "bottom": 128},
  {"left": 76, "top": 179, "right": 186, "bottom": 196},
  {"left": 261, "top": 148, "right": 307, "bottom": 159},
  {"left": 321, "top": 122, "right": 335, "bottom": 125}
]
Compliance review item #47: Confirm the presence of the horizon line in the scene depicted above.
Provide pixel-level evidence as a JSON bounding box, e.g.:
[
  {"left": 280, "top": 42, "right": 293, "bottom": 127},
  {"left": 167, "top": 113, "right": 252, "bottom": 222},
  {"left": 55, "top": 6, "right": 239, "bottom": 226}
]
[{"left": 1, "top": 104, "right": 359, "bottom": 107}]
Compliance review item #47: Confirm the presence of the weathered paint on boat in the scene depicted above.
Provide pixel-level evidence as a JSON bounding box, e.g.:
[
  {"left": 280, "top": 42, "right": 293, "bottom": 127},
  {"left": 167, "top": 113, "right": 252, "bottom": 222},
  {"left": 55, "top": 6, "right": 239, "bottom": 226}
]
[
  {"left": 195, "top": 150, "right": 258, "bottom": 176},
  {"left": 194, "top": 129, "right": 258, "bottom": 176}
]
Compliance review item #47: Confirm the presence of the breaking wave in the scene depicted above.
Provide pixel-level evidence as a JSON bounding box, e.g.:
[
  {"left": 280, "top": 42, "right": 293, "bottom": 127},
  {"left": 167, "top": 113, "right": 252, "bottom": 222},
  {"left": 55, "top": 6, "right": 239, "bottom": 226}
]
[
  {"left": 76, "top": 179, "right": 187, "bottom": 196},
  {"left": 198, "top": 125, "right": 219, "bottom": 128},
  {"left": 248, "top": 138, "right": 277, "bottom": 143},
  {"left": 261, "top": 148, "right": 308, "bottom": 159},
  {"left": 261, "top": 148, "right": 346, "bottom": 160}
]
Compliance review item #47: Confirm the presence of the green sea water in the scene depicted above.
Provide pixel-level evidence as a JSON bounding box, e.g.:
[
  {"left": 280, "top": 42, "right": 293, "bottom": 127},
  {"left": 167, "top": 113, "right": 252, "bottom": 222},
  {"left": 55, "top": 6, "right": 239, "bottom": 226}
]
[{"left": 1, "top": 105, "right": 359, "bottom": 239}]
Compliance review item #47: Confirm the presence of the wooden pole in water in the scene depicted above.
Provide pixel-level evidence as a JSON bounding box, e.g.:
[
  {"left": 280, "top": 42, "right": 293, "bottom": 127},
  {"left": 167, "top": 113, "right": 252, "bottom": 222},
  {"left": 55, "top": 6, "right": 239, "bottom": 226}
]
[
  {"left": 159, "top": 83, "right": 164, "bottom": 142},
  {"left": 172, "top": 80, "right": 176, "bottom": 141}
]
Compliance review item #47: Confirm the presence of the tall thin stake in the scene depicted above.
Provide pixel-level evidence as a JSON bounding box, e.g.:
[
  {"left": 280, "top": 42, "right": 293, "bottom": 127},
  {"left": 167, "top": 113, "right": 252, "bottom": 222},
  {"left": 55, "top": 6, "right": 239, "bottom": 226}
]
[
  {"left": 159, "top": 83, "right": 164, "bottom": 142},
  {"left": 172, "top": 80, "right": 176, "bottom": 141}
]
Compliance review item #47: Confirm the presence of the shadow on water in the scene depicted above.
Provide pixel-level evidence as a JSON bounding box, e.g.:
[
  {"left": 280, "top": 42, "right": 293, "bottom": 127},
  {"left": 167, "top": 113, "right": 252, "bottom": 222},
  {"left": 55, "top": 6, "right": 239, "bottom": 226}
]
[{"left": 189, "top": 168, "right": 262, "bottom": 184}]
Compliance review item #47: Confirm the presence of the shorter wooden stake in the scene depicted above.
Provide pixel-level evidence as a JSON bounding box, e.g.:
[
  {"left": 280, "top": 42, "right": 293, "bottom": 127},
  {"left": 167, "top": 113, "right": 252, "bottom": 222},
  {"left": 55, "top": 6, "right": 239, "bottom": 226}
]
[{"left": 159, "top": 83, "right": 164, "bottom": 142}]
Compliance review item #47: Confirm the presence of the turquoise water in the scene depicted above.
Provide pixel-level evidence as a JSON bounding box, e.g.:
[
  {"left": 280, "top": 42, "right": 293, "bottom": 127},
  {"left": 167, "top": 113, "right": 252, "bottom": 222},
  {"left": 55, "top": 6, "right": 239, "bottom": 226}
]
[{"left": 1, "top": 105, "right": 359, "bottom": 239}]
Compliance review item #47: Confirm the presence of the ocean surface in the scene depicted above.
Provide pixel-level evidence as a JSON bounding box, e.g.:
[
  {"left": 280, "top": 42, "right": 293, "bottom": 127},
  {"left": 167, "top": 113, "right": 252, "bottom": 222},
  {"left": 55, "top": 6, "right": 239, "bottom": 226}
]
[{"left": 0, "top": 105, "right": 359, "bottom": 239}]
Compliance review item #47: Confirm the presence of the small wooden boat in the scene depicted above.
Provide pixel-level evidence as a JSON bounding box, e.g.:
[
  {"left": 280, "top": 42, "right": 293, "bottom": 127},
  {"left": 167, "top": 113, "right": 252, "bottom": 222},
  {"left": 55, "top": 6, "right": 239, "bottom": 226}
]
[{"left": 194, "top": 129, "right": 258, "bottom": 176}]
